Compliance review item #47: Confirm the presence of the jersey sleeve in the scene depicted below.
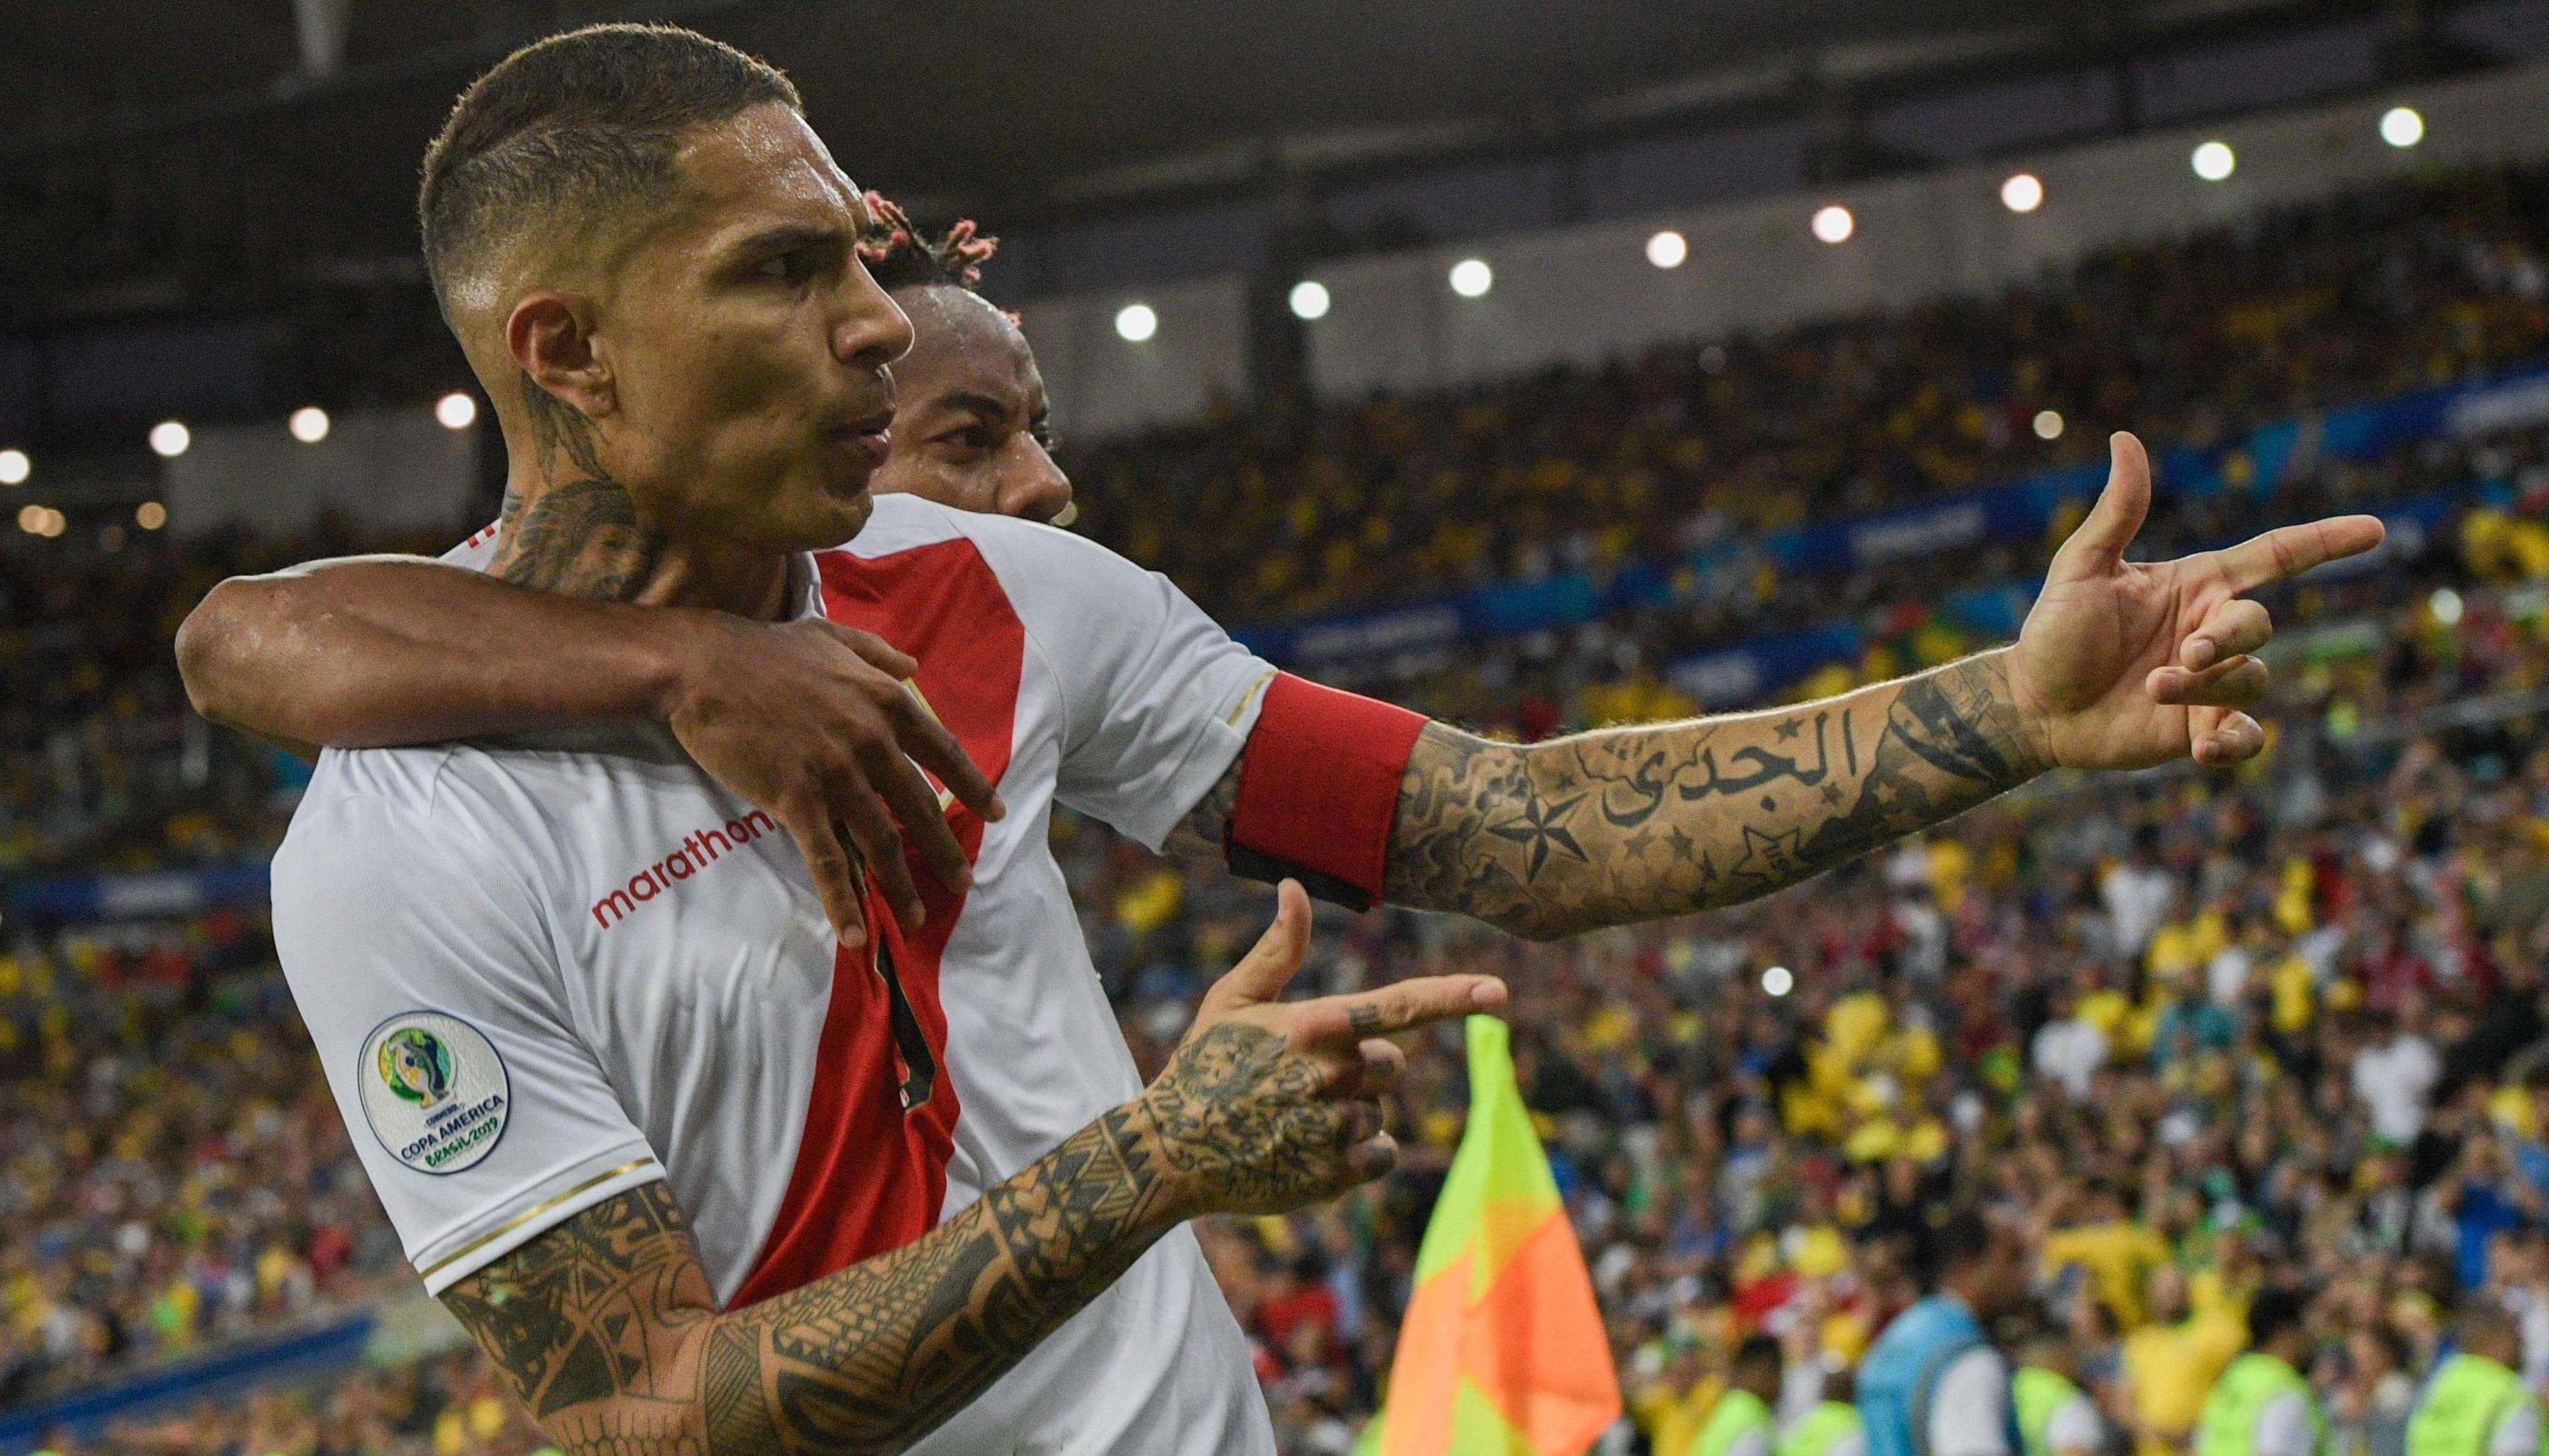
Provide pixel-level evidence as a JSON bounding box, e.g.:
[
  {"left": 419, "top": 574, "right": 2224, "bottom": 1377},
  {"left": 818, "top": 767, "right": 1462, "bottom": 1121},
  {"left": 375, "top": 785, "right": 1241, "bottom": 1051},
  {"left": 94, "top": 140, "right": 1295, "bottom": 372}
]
[
  {"left": 961, "top": 516, "right": 1276, "bottom": 851},
  {"left": 272, "top": 783, "right": 663, "bottom": 1296}
]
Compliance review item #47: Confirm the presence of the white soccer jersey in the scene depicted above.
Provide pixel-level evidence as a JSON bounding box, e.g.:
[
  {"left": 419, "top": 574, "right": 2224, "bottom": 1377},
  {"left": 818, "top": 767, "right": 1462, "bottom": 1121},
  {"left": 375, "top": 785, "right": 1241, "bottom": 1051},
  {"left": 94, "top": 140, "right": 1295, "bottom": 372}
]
[{"left": 273, "top": 494, "right": 1281, "bottom": 1456}]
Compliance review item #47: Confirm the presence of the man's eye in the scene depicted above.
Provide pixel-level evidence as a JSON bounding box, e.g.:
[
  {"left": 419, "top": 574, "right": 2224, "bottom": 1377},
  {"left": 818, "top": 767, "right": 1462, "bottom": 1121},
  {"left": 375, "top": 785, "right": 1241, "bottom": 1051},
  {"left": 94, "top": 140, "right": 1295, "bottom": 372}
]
[{"left": 753, "top": 251, "right": 811, "bottom": 281}]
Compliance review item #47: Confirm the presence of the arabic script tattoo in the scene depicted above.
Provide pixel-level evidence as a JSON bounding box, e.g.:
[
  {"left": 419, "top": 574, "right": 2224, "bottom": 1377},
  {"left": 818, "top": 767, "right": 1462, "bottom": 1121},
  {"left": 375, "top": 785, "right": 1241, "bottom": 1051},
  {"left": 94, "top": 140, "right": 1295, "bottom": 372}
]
[{"left": 1383, "top": 652, "right": 2040, "bottom": 937}]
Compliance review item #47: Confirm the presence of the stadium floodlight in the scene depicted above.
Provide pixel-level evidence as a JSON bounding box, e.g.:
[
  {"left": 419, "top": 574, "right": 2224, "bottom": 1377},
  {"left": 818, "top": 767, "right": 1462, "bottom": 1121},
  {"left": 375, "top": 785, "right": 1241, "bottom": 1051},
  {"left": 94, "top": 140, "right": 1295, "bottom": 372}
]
[
  {"left": 1449, "top": 257, "right": 1493, "bottom": 297},
  {"left": 2381, "top": 106, "right": 2425, "bottom": 149},
  {"left": 1288, "top": 280, "right": 1331, "bottom": 320},
  {"left": 136, "top": 500, "right": 167, "bottom": 530},
  {"left": 2001, "top": 172, "right": 2045, "bottom": 214},
  {"left": 0, "top": 449, "right": 25, "bottom": 486},
  {"left": 2432, "top": 588, "right": 2464, "bottom": 626},
  {"left": 1646, "top": 229, "right": 1688, "bottom": 268},
  {"left": 2033, "top": 409, "right": 2065, "bottom": 441},
  {"left": 1811, "top": 205, "right": 1855, "bottom": 245},
  {"left": 289, "top": 406, "right": 331, "bottom": 444},
  {"left": 435, "top": 392, "right": 479, "bottom": 431},
  {"left": 1114, "top": 302, "right": 1158, "bottom": 342},
  {"left": 149, "top": 420, "right": 190, "bottom": 459},
  {"left": 1762, "top": 965, "right": 1794, "bottom": 997},
  {"left": 2191, "top": 140, "right": 2235, "bottom": 182}
]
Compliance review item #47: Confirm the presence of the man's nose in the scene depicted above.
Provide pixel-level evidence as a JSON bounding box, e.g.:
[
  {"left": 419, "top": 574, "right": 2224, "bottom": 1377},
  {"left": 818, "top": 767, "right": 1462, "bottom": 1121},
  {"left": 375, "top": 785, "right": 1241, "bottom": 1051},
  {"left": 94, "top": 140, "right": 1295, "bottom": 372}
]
[
  {"left": 834, "top": 273, "right": 916, "bottom": 370},
  {"left": 999, "top": 438, "right": 1074, "bottom": 523}
]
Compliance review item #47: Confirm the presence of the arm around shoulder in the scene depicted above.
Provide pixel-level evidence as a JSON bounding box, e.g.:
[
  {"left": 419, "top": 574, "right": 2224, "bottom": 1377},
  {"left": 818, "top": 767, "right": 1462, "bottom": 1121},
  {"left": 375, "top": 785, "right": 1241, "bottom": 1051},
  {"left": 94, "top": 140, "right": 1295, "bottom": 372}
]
[{"left": 176, "top": 554, "right": 697, "bottom": 749}]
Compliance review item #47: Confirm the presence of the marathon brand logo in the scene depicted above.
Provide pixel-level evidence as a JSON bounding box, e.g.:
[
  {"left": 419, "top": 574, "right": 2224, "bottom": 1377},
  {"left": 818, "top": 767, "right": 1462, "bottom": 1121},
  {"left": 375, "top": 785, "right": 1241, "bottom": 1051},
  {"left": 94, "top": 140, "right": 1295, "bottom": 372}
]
[
  {"left": 591, "top": 811, "right": 779, "bottom": 929},
  {"left": 357, "top": 1012, "right": 511, "bottom": 1176}
]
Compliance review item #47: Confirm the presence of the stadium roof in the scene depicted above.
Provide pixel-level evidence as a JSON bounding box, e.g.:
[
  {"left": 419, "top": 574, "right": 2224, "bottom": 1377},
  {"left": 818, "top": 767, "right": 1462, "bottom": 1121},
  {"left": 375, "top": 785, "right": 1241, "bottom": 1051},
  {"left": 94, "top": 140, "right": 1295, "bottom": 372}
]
[{"left": 2, "top": 0, "right": 2418, "bottom": 234}]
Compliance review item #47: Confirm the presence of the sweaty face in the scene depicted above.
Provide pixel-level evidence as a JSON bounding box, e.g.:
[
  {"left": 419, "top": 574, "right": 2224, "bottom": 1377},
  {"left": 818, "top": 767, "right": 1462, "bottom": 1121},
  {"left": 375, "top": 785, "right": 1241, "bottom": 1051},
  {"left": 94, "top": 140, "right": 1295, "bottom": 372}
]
[
  {"left": 599, "top": 104, "right": 914, "bottom": 553},
  {"left": 868, "top": 285, "right": 1073, "bottom": 524}
]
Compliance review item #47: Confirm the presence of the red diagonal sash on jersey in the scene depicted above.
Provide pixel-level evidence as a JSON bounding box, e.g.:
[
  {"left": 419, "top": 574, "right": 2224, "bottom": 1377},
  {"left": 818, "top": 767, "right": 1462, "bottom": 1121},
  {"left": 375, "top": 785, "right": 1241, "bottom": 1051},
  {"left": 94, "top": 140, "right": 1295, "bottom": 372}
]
[{"left": 728, "top": 542, "right": 1022, "bottom": 1307}]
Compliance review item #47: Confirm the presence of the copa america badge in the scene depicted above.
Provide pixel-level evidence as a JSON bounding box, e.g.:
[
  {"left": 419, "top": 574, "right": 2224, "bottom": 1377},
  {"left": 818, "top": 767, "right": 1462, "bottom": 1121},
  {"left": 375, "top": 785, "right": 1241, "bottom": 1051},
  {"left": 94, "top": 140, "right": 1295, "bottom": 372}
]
[{"left": 357, "top": 1011, "right": 511, "bottom": 1175}]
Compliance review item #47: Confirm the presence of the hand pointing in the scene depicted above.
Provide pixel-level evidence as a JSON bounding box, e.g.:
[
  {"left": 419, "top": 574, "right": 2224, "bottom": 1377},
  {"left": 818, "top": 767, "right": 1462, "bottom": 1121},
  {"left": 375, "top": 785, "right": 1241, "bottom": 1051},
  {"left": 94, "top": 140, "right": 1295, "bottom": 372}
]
[{"left": 2008, "top": 432, "right": 2385, "bottom": 771}]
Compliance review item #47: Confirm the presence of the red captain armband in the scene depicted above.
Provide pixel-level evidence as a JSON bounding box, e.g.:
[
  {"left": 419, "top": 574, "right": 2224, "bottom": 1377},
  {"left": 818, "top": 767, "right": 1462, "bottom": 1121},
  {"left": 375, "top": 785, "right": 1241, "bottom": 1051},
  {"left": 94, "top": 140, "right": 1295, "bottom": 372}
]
[{"left": 1226, "top": 673, "right": 1428, "bottom": 911}]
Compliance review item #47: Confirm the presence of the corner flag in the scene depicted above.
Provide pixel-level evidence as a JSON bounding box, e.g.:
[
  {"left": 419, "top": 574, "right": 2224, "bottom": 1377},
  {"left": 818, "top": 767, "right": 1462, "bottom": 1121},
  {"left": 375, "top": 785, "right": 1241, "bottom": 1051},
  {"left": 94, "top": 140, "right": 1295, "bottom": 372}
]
[{"left": 1372, "top": 1016, "right": 1620, "bottom": 1456}]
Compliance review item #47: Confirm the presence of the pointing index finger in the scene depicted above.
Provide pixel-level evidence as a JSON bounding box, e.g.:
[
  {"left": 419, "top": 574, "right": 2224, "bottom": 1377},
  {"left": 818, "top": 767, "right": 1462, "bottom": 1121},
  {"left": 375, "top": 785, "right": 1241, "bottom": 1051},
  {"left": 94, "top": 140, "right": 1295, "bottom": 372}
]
[
  {"left": 1305, "top": 975, "right": 1506, "bottom": 1043},
  {"left": 2213, "top": 514, "right": 2386, "bottom": 593}
]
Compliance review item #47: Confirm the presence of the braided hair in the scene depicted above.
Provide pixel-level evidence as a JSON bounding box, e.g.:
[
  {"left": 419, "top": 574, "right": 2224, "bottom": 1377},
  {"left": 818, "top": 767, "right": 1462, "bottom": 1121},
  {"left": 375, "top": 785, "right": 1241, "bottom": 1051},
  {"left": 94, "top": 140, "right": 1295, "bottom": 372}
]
[{"left": 858, "top": 191, "right": 998, "bottom": 293}]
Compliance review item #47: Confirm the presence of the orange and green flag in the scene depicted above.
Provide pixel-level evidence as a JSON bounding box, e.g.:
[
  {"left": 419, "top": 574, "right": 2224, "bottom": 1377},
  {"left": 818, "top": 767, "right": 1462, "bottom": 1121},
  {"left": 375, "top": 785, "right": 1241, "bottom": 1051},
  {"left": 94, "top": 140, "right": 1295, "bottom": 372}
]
[{"left": 1371, "top": 1015, "right": 1620, "bottom": 1456}]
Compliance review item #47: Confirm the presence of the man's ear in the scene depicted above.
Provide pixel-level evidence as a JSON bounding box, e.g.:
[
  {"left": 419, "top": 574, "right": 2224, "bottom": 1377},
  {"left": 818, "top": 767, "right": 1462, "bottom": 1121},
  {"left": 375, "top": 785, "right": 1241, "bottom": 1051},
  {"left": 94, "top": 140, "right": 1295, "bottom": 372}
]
[{"left": 506, "top": 291, "right": 614, "bottom": 420}]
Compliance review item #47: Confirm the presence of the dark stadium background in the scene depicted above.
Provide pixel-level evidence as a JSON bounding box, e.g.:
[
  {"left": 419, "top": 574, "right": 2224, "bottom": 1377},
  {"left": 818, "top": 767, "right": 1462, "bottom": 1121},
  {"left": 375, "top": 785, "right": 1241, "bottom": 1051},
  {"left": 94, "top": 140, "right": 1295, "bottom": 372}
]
[{"left": 10, "top": 3, "right": 2549, "bottom": 1453}]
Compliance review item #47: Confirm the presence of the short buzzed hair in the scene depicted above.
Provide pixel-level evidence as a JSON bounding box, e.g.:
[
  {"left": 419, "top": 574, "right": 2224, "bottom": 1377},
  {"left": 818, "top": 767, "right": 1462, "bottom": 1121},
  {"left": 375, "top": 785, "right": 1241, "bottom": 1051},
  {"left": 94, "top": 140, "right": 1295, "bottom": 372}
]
[{"left": 419, "top": 23, "right": 799, "bottom": 314}]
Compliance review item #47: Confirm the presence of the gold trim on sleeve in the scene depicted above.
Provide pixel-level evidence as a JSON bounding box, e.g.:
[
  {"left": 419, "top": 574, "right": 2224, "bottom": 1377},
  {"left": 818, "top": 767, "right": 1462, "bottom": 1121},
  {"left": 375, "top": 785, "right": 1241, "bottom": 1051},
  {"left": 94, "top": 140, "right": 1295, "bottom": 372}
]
[
  {"left": 1227, "top": 670, "right": 1279, "bottom": 726},
  {"left": 416, "top": 1157, "right": 662, "bottom": 1280}
]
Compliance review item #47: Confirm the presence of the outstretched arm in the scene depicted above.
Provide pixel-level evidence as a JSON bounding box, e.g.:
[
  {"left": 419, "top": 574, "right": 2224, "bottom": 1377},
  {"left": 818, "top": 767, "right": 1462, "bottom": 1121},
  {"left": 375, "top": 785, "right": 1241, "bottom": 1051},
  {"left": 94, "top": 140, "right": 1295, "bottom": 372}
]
[
  {"left": 1178, "top": 433, "right": 2383, "bottom": 939},
  {"left": 442, "top": 885, "right": 1500, "bottom": 1455},
  {"left": 1380, "top": 432, "right": 2382, "bottom": 937}
]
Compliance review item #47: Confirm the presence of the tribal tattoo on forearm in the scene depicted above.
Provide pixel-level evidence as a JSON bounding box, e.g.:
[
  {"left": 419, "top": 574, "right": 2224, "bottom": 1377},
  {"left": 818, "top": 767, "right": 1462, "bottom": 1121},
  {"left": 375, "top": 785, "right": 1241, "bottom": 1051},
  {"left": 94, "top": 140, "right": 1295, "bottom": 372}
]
[
  {"left": 438, "top": 1181, "right": 712, "bottom": 1453},
  {"left": 443, "top": 1106, "right": 1180, "bottom": 1456},
  {"left": 1382, "top": 652, "right": 2043, "bottom": 938}
]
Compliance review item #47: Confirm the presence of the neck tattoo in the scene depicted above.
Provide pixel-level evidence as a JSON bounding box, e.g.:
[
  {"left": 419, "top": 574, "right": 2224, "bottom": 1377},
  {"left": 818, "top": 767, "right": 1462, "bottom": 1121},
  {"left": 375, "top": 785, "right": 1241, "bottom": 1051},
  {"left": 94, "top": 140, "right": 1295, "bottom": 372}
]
[{"left": 491, "top": 375, "right": 664, "bottom": 603}]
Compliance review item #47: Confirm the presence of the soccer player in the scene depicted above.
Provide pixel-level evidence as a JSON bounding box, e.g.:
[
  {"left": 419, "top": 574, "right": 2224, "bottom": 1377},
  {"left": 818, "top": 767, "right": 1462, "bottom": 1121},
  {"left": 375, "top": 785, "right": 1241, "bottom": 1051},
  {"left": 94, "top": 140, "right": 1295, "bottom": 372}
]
[
  {"left": 180, "top": 20, "right": 2387, "bottom": 1456},
  {"left": 256, "top": 28, "right": 1506, "bottom": 1456},
  {"left": 181, "top": 192, "right": 1068, "bottom": 949},
  {"left": 851, "top": 194, "right": 1075, "bottom": 528}
]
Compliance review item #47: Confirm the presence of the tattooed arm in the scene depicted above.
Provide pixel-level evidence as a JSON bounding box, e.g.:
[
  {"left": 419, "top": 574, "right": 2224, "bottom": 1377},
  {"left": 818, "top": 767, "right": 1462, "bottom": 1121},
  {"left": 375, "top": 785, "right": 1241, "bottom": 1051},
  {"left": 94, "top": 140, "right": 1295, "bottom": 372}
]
[
  {"left": 1184, "top": 435, "right": 2386, "bottom": 938},
  {"left": 441, "top": 884, "right": 1500, "bottom": 1455},
  {"left": 1382, "top": 651, "right": 2042, "bottom": 938},
  {"left": 443, "top": 1120, "right": 1172, "bottom": 1456}
]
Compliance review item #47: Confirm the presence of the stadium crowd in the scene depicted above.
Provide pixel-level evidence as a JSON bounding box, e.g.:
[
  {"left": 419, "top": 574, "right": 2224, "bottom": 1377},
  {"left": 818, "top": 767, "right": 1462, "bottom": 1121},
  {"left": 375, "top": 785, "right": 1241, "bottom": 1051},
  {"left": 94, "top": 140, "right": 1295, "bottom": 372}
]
[
  {"left": 8, "top": 160, "right": 2549, "bottom": 1453},
  {"left": 1073, "top": 166, "right": 2549, "bottom": 626}
]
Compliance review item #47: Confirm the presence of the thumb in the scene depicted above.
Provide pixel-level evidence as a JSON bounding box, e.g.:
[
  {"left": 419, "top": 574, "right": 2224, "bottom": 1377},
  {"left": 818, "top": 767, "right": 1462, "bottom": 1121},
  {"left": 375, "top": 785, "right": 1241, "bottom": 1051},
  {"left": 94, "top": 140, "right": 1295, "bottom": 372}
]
[
  {"left": 1200, "top": 879, "right": 1312, "bottom": 1015},
  {"left": 2050, "top": 431, "right": 2151, "bottom": 577}
]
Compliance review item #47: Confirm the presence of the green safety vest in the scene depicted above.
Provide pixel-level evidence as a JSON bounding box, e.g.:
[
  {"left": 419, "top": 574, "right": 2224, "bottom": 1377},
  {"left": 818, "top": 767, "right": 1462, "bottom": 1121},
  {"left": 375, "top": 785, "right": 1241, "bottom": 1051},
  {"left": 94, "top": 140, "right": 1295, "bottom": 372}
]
[
  {"left": 2015, "top": 1366, "right": 2087, "bottom": 1456},
  {"left": 2196, "top": 1352, "right": 2326, "bottom": 1456},
  {"left": 1693, "top": 1388, "right": 1775, "bottom": 1456},
  {"left": 1778, "top": 1400, "right": 1865, "bottom": 1456},
  {"left": 2407, "top": 1354, "right": 2543, "bottom": 1456}
]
